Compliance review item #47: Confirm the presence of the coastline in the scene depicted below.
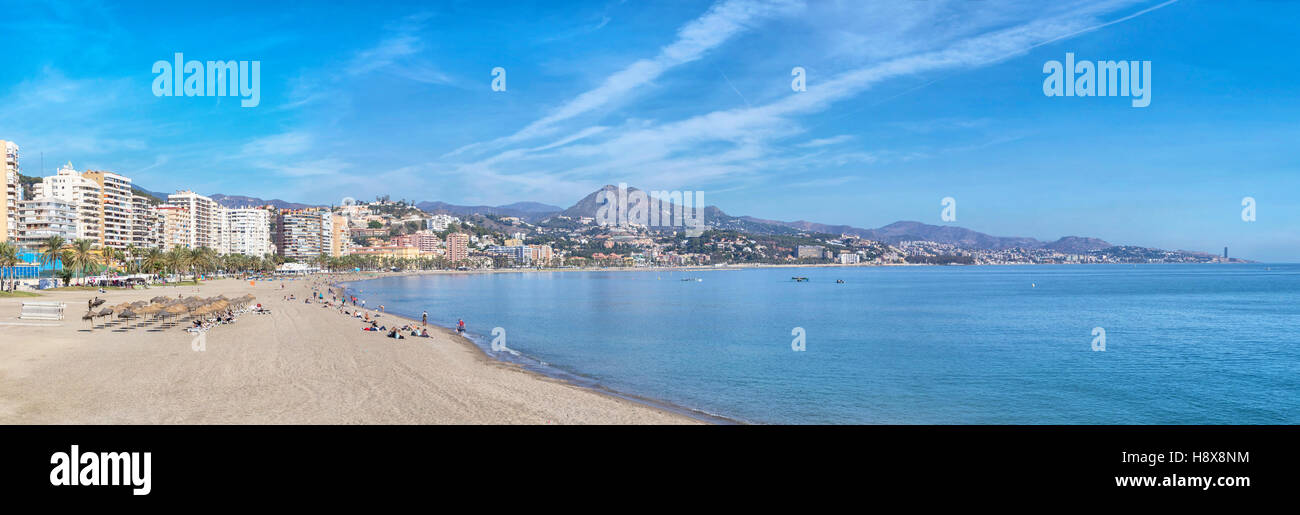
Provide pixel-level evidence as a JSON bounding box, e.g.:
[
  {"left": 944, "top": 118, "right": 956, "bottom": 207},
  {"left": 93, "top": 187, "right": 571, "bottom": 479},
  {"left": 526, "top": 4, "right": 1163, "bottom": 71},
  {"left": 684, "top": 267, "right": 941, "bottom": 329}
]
[
  {"left": 0, "top": 275, "right": 699, "bottom": 424},
  {"left": 333, "top": 275, "right": 740, "bottom": 424}
]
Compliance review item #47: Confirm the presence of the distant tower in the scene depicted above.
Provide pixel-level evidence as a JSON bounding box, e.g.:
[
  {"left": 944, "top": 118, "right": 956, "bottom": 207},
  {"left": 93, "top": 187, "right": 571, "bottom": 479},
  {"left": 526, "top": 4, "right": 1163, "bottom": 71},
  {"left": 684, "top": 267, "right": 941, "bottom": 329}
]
[{"left": 1224, "top": 246, "right": 1228, "bottom": 259}]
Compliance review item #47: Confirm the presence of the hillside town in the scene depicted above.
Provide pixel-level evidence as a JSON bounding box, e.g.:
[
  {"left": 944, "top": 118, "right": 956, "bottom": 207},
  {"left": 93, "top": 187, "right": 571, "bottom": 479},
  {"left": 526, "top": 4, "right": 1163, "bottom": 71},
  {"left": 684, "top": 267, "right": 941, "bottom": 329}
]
[{"left": 0, "top": 138, "right": 1243, "bottom": 286}]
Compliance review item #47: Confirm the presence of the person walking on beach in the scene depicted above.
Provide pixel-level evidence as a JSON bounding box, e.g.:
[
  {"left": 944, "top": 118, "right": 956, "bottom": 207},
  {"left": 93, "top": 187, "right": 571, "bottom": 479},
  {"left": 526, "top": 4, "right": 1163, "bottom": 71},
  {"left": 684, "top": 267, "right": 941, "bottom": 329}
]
[
  {"left": 457, "top": 319, "right": 465, "bottom": 334},
  {"left": 421, "top": 311, "right": 428, "bottom": 326}
]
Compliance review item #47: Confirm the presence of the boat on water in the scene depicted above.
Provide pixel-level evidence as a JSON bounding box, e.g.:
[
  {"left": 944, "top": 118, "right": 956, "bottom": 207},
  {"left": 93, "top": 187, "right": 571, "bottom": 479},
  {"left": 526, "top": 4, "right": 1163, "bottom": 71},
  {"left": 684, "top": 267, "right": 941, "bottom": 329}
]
[
  {"left": 835, "top": 279, "right": 844, "bottom": 284},
  {"left": 792, "top": 277, "right": 809, "bottom": 282},
  {"left": 681, "top": 277, "right": 702, "bottom": 282}
]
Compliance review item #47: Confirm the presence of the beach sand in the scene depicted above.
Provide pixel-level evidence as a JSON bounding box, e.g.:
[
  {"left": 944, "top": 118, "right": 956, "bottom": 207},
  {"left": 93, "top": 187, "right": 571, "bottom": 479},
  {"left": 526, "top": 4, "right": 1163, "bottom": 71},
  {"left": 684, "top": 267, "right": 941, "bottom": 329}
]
[{"left": 0, "top": 276, "right": 697, "bottom": 424}]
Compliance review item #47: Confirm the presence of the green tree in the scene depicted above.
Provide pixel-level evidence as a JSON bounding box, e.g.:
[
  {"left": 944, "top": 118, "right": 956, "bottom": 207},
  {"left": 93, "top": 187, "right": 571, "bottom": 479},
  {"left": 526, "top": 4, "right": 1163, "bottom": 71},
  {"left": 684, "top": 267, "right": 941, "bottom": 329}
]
[
  {"left": 0, "top": 241, "right": 18, "bottom": 292},
  {"left": 62, "top": 239, "right": 100, "bottom": 286}
]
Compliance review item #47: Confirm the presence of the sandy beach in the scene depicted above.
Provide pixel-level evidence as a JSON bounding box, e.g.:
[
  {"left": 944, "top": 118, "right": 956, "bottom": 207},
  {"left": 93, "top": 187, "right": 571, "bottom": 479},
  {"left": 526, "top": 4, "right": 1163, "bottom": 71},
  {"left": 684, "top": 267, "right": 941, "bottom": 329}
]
[{"left": 0, "top": 276, "right": 697, "bottom": 424}]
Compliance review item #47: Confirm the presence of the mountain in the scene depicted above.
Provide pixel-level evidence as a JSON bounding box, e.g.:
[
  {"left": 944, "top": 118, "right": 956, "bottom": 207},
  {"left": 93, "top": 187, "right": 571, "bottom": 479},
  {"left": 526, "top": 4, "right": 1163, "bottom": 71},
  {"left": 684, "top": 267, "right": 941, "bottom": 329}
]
[
  {"left": 497, "top": 201, "right": 564, "bottom": 214},
  {"left": 558, "top": 185, "right": 1125, "bottom": 251},
  {"left": 209, "top": 194, "right": 322, "bottom": 210},
  {"left": 416, "top": 200, "right": 562, "bottom": 222},
  {"left": 857, "top": 221, "right": 1045, "bottom": 249},
  {"left": 1044, "top": 236, "right": 1112, "bottom": 253}
]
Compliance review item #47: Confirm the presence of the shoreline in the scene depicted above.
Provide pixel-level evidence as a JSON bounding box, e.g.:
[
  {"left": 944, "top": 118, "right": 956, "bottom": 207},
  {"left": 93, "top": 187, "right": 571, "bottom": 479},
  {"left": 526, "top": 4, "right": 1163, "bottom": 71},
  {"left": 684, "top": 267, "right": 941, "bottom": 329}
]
[{"left": 332, "top": 275, "right": 740, "bottom": 425}]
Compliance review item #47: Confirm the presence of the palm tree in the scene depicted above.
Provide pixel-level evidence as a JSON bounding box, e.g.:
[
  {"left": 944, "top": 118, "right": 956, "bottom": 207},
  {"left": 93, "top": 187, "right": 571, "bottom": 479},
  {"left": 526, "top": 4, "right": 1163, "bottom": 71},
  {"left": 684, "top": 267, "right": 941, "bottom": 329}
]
[
  {"left": 0, "top": 241, "right": 19, "bottom": 292},
  {"left": 140, "top": 248, "right": 165, "bottom": 280},
  {"left": 62, "top": 239, "right": 100, "bottom": 286},
  {"left": 123, "top": 244, "right": 138, "bottom": 273},
  {"left": 166, "top": 247, "right": 193, "bottom": 282},
  {"left": 192, "top": 246, "right": 218, "bottom": 280},
  {"left": 39, "top": 236, "right": 67, "bottom": 284},
  {"left": 107, "top": 248, "right": 126, "bottom": 272}
]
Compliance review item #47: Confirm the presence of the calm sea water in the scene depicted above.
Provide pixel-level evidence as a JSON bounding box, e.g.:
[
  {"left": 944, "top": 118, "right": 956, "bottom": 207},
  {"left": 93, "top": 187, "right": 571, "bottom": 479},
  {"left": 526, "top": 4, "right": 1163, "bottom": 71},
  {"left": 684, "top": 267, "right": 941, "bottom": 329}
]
[{"left": 340, "top": 264, "right": 1300, "bottom": 424}]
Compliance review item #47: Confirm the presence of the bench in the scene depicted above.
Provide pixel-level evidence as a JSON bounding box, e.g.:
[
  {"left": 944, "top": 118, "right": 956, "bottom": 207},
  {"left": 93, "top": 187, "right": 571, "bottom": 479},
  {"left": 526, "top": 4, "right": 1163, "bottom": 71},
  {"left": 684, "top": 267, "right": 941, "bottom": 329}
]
[{"left": 20, "top": 301, "right": 66, "bottom": 320}]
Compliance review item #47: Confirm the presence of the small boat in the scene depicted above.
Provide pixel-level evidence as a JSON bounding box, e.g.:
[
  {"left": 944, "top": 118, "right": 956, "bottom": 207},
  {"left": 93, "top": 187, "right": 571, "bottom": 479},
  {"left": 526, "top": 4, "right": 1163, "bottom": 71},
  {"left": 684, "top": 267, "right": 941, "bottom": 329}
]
[
  {"left": 835, "top": 279, "right": 844, "bottom": 284},
  {"left": 792, "top": 277, "right": 809, "bottom": 282}
]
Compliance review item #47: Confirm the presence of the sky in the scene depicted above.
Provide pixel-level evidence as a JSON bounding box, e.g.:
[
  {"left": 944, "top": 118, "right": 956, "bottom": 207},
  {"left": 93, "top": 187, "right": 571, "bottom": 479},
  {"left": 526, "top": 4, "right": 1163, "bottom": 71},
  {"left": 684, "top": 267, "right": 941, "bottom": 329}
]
[{"left": 2, "top": 0, "right": 1297, "bottom": 261}]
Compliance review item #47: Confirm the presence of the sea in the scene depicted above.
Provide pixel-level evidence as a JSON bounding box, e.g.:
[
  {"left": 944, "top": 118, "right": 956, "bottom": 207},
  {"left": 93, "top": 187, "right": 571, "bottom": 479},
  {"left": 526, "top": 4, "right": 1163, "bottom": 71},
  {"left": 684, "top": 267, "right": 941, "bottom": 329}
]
[{"left": 339, "top": 264, "right": 1300, "bottom": 424}]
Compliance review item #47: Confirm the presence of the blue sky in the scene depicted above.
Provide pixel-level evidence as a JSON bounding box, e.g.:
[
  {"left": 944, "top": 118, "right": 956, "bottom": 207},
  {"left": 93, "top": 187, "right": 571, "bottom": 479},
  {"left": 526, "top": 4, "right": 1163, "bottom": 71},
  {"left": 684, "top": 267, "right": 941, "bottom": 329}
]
[{"left": 2, "top": 0, "right": 1297, "bottom": 260}]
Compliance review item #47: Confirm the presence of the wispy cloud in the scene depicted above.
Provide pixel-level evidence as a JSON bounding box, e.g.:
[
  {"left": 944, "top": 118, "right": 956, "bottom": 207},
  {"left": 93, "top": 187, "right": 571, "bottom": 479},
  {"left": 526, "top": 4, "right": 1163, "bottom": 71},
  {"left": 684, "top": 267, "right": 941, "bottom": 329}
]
[
  {"left": 437, "top": 0, "right": 1176, "bottom": 202},
  {"left": 445, "top": 0, "right": 805, "bottom": 157}
]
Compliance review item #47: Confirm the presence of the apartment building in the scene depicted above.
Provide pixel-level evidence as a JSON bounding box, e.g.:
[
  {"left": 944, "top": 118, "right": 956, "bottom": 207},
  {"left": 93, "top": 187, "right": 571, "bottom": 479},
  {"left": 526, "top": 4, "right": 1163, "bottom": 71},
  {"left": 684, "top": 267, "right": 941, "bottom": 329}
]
[
  {"left": 426, "top": 213, "right": 459, "bottom": 231},
  {"left": 392, "top": 231, "right": 441, "bottom": 254},
  {"left": 446, "top": 232, "right": 470, "bottom": 263},
  {"left": 486, "top": 245, "right": 529, "bottom": 264},
  {"left": 130, "top": 195, "right": 163, "bottom": 249},
  {"left": 226, "top": 207, "right": 273, "bottom": 257},
  {"left": 330, "top": 214, "right": 350, "bottom": 257},
  {"left": 157, "top": 206, "right": 191, "bottom": 250},
  {"left": 1, "top": 140, "right": 18, "bottom": 242},
  {"left": 16, "top": 197, "right": 78, "bottom": 248},
  {"left": 275, "top": 209, "right": 334, "bottom": 259},
  {"left": 83, "top": 170, "right": 134, "bottom": 249},
  {"left": 36, "top": 163, "right": 103, "bottom": 243},
  {"left": 167, "top": 191, "right": 224, "bottom": 250}
]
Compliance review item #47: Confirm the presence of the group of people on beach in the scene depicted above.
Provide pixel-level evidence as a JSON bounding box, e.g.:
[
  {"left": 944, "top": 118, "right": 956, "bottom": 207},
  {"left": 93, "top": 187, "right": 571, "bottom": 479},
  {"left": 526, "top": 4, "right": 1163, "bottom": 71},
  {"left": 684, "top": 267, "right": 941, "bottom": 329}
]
[{"left": 308, "top": 279, "right": 470, "bottom": 343}]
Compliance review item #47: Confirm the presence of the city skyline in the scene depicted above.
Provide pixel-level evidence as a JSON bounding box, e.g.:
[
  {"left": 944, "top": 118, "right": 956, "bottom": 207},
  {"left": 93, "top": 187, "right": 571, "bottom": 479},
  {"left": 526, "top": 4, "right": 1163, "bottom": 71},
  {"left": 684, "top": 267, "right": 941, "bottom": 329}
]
[{"left": 1, "top": 1, "right": 1296, "bottom": 261}]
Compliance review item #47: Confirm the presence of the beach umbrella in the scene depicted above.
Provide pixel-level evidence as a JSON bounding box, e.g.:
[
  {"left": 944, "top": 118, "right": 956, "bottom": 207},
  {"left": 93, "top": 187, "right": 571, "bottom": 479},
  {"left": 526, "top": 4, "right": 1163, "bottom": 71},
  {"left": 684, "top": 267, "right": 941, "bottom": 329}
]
[
  {"left": 151, "top": 296, "right": 170, "bottom": 304},
  {"left": 90, "top": 298, "right": 106, "bottom": 308},
  {"left": 118, "top": 309, "right": 138, "bottom": 320},
  {"left": 82, "top": 311, "right": 96, "bottom": 327}
]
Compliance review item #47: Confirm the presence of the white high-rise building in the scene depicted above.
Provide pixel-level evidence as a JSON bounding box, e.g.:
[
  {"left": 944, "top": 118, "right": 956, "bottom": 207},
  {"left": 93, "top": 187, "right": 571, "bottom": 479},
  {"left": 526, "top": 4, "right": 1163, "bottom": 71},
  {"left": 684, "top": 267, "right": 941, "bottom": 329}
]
[
  {"left": 84, "top": 170, "right": 134, "bottom": 250},
  {"left": 1, "top": 140, "right": 19, "bottom": 243},
  {"left": 16, "top": 197, "right": 78, "bottom": 248},
  {"left": 36, "top": 163, "right": 103, "bottom": 243},
  {"left": 166, "top": 190, "right": 224, "bottom": 251},
  {"left": 226, "top": 208, "right": 272, "bottom": 257},
  {"left": 130, "top": 195, "right": 163, "bottom": 250},
  {"left": 427, "top": 213, "right": 460, "bottom": 231}
]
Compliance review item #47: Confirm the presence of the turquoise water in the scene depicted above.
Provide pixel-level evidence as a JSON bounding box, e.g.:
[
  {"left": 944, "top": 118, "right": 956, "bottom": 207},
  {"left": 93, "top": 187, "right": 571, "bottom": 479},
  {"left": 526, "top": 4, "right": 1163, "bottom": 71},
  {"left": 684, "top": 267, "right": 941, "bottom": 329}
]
[{"left": 341, "top": 264, "right": 1300, "bottom": 424}]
